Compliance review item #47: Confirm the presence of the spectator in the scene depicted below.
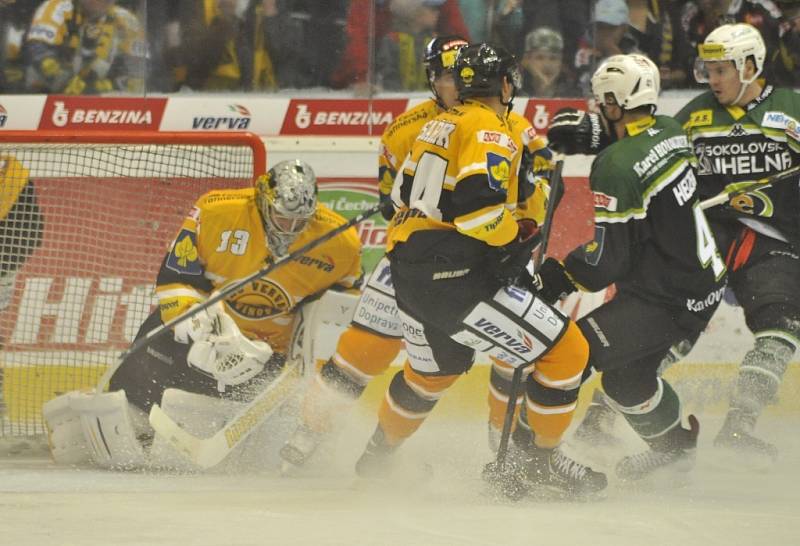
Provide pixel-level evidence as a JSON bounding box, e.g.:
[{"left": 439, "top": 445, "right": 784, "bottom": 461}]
[
  {"left": 376, "top": 0, "right": 444, "bottom": 90},
  {"left": 574, "top": 0, "right": 631, "bottom": 96},
  {"left": 628, "top": 0, "right": 687, "bottom": 88},
  {"left": 177, "top": 0, "right": 245, "bottom": 91},
  {"left": 774, "top": 1, "right": 800, "bottom": 87},
  {"left": 458, "top": 1, "right": 524, "bottom": 56},
  {"left": 1, "top": 1, "right": 37, "bottom": 93},
  {"left": 520, "top": 27, "right": 576, "bottom": 97},
  {"left": 331, "top": 0, "right": 470, "bottom": 94},
  {"left": 25, "top": 0, "right": 145, "bottom": 95},
  {"left": 522, "top": 0, "right": 592, "bottom": 80}
]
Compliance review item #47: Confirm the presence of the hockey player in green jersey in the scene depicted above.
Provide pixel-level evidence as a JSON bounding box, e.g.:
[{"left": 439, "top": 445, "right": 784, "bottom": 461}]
[
  {"left": 676, "top": 23, "right": 800, "bottom": 460},
  {"left": 536, "top": 53, "right": 728, "bottom": 479}
]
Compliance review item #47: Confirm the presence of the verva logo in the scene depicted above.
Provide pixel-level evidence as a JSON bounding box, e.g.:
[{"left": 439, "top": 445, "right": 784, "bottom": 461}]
[
  {"left": 192, "top": 103, "right": 252, "bottom": 130},
  {"left": 0, "top": 104, "right": 7, "bottom": 127},
  {"left": 281, "top": 100, "right": 408, "bottom": 135},
  {"left": 523, "top": 98, "right": 588, "bottom": 134},
  {"left": 39, "top": 96, "right": 167, "bottom": 131}
]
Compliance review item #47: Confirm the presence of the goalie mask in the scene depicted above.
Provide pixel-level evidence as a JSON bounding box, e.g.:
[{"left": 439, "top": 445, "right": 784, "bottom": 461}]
[{"left": 256, "top": 160, "right": 317, "bottom": 257}]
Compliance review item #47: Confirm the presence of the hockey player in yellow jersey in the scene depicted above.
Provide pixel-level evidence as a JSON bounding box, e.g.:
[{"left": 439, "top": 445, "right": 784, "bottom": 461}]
[
  {"left": 354, "top": 43, "right": 605, "bottom": 496},
  {"left": 0, "top": 155, "right": 44, "bottom": 312},
  {"left": 279, "top": 37, "right": 556, "bottom": 474},
  {"left": 105, "top": 159, "right": 362, "bottom": 418},
  {"left": 25, "top": 0, "right": 144, "bottom": 94},
  {"left": 279, "top": 36, "right": 468, "bottom": 472}
]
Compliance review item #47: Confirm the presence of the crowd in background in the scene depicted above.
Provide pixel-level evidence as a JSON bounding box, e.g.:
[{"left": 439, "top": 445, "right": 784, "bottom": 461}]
[{"left": 1, "top": 0, "right": 800, "bottom": 96}]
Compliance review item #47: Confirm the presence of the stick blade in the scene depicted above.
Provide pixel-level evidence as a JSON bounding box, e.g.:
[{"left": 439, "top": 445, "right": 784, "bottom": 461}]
[{"left": 148, "top": 404, "right": 221, "bottom": 469}]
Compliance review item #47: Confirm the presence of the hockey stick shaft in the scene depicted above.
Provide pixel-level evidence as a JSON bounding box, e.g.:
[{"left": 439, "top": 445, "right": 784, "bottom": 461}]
[
  {"left": 699, "top": 164, "right": 800, "bottom": 210},
  {"left": 96, "top": 201, "right": 388, "bottom": 393},
  {"left": 494, "top": 157, "right": 565, "bottom": 468}
]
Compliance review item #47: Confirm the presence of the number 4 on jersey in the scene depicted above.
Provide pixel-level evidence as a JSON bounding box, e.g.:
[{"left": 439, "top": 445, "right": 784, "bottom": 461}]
[{"left": 693, "top": 203, "right": 726, "bottom": 279}]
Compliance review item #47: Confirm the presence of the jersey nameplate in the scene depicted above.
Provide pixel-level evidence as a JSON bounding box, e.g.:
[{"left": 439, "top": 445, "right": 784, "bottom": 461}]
[{"left": 417, "top": 120, "right": 456, "bottom": 149}]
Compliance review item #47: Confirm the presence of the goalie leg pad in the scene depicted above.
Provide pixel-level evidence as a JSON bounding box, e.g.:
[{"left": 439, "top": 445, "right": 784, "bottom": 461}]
[
  {"left": 295, "top": 290, "right": 362, "bottom": 371},
  {"left": 44, "top": 390, "right": 147, "bottom": 468}
]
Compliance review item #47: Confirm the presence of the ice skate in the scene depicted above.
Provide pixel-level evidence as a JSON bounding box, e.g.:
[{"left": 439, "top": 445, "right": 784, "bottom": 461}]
[
  {"left": 714, "top": 409, "right": 778, "bottom": 462},
  {"left": 525, "top": 445, "right": 607, "bottom": 496},
  {"left": 279, "top": 424, "right": 323, "bottom": 475},
  {"left": 354, "top": 425, "right": 398, "bottom": 479},
  {"left": 616, "top": 415, "right": 699, "bottom": 480},
  {"left": 573, "top": 390, "right": 620, "bottom": 447}
]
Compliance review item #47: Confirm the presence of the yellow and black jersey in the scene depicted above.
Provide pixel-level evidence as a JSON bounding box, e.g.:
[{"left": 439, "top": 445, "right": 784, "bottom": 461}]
[
  {"left": 156, "top": 188, "right": 363, "bottom": 352},
  {"left": 0, "top": 155, "right": 31, "bottom": 220},
  {"left": 28, "top": 0, "right": 144, "bottom": 54},
  {"left": 379, "top": 99, "right": 442, "bottom": 201},
  {"left": 507, "top": 111, "right": 549, "bottom": 225},
  {"left": 388, "top": 100, "right": 523, "bottom": 250},
  {"left": 27, "top": 0, "right": 144, "bottom": 91}
]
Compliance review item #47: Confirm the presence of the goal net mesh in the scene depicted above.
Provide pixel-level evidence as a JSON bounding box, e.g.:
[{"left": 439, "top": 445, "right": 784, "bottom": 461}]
[{"left": 0, "top": 132, "right": 265, "bottom": 437}]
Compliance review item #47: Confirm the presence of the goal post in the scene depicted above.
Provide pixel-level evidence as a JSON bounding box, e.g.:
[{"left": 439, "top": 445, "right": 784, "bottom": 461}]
[{"left": 0, "top": 130, "right": 266, "bottom": 437}]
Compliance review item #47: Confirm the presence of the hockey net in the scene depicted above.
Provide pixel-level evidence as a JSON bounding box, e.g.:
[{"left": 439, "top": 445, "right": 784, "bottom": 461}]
[{"left": 0, "top": 131, "right": 266, "bottom": 437}]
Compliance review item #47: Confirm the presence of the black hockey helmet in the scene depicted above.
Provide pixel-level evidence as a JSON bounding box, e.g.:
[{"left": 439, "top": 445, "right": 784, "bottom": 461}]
[
  {"left": 424, "top": 35, "right": 469, "bottom": 81},
  {"left": 454, "top": 43, "right": 521, "bottom": 103}
]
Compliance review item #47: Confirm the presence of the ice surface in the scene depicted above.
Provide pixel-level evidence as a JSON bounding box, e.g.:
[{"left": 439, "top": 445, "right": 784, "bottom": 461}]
[{"left": 1, "top": 411, "right": 798, "bottom": 546}]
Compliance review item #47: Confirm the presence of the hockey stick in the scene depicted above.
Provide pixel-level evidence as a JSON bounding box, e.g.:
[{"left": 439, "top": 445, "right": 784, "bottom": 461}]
[
  {"left": 493, "top": 157, "right": 565, "bottom": 471},
  {"left": 149, "top": 355, "right": 303, "bottom": 469},
  {"left": 95, "top": 201, "right": 389, "bottom": 394},
  {"left": 699, "top": 164, "right": 800, "bottom": 210}
]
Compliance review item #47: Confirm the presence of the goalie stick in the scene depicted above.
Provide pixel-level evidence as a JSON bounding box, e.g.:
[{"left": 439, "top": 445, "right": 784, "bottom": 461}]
[
  {"left": 148, "top": 355, "right": 303, "bottom": 469},
  {"left": 699, "top": 164, "right": 800, "bottom": 210},
  {"left": 95, "top": 200, "right": 390, "bottom": 394},
  {"left": 484, "top": 157, "right": 565, "bottom": 494}
]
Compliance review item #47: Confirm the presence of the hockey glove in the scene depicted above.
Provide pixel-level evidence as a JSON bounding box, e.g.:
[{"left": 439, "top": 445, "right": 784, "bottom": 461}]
[
  {"left": 531, "top": 257, "right": 576, "bottom": 304},
  {"left": 492, "top": 219, "right": 541, "bottom": 286},
  {"left": 187, "top": 311, "right": 273, "bottom": 388},
  {"left": 547, "top": 108, "right": 612, "bottom": 155},
  {"left": 173, "top": 302, "right": 221, "bottom": 344}
]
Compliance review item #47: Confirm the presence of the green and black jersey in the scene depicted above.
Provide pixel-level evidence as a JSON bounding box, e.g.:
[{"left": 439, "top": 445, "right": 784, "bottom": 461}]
[
  {"left": 675, "top": 86, "right": 800, "bottom": 243},
  {"left": 564, "top": 115, "right": 727, "bottom": 317}
]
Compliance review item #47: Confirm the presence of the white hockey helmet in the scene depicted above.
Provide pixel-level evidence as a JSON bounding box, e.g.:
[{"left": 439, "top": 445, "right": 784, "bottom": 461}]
[
  {"left": 591, "top": 53, "right": 660, "bottom": 111},
  {"left": 694, "top": 23, "right": 766, "bottom": 85},
  {"left": 255, "top": 159, "right": 317, "bottom": 256}
]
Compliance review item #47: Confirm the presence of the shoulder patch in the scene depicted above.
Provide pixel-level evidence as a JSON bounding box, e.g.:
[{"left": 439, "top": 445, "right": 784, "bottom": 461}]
[
  {"left": 762, "top": 111, "right": 791, "bottom": 129},
  {"left": 166, "top": 229, "right": 202, "bottom": 275},
  {"left": 593, "top": 191, "right": 618, "bottom": 212},
  {"left": 478, "top": 130, "right": 517, "bottom": 153},
  {"left": 686, "top": 110, "right": 713, "bottom": 128},
  {"left": 486, "top": 152, "right": 511, "bottom": 193},
  {"left": 582, "top": 225, "right": 606, "bottom": 266}
]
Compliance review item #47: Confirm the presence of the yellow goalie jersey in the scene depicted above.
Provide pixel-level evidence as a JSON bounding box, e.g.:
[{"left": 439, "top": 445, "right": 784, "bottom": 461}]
[
  {"left": 388, "top": 100, "right": 526, "bottom": 250},
  {"left": 0, "top": 155, "right": 31, "bottom": 220},
  {"left": 156, "top": 188, "right": 363, "bottom": 352}
]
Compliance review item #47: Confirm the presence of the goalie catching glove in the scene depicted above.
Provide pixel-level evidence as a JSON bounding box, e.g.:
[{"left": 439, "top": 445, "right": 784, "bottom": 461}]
[
  {"left": 547, "top": 108, "right": 612, "bottom": 155},
  {"left": 173, "top": 302, "right": 273, "bottom": 388}
]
